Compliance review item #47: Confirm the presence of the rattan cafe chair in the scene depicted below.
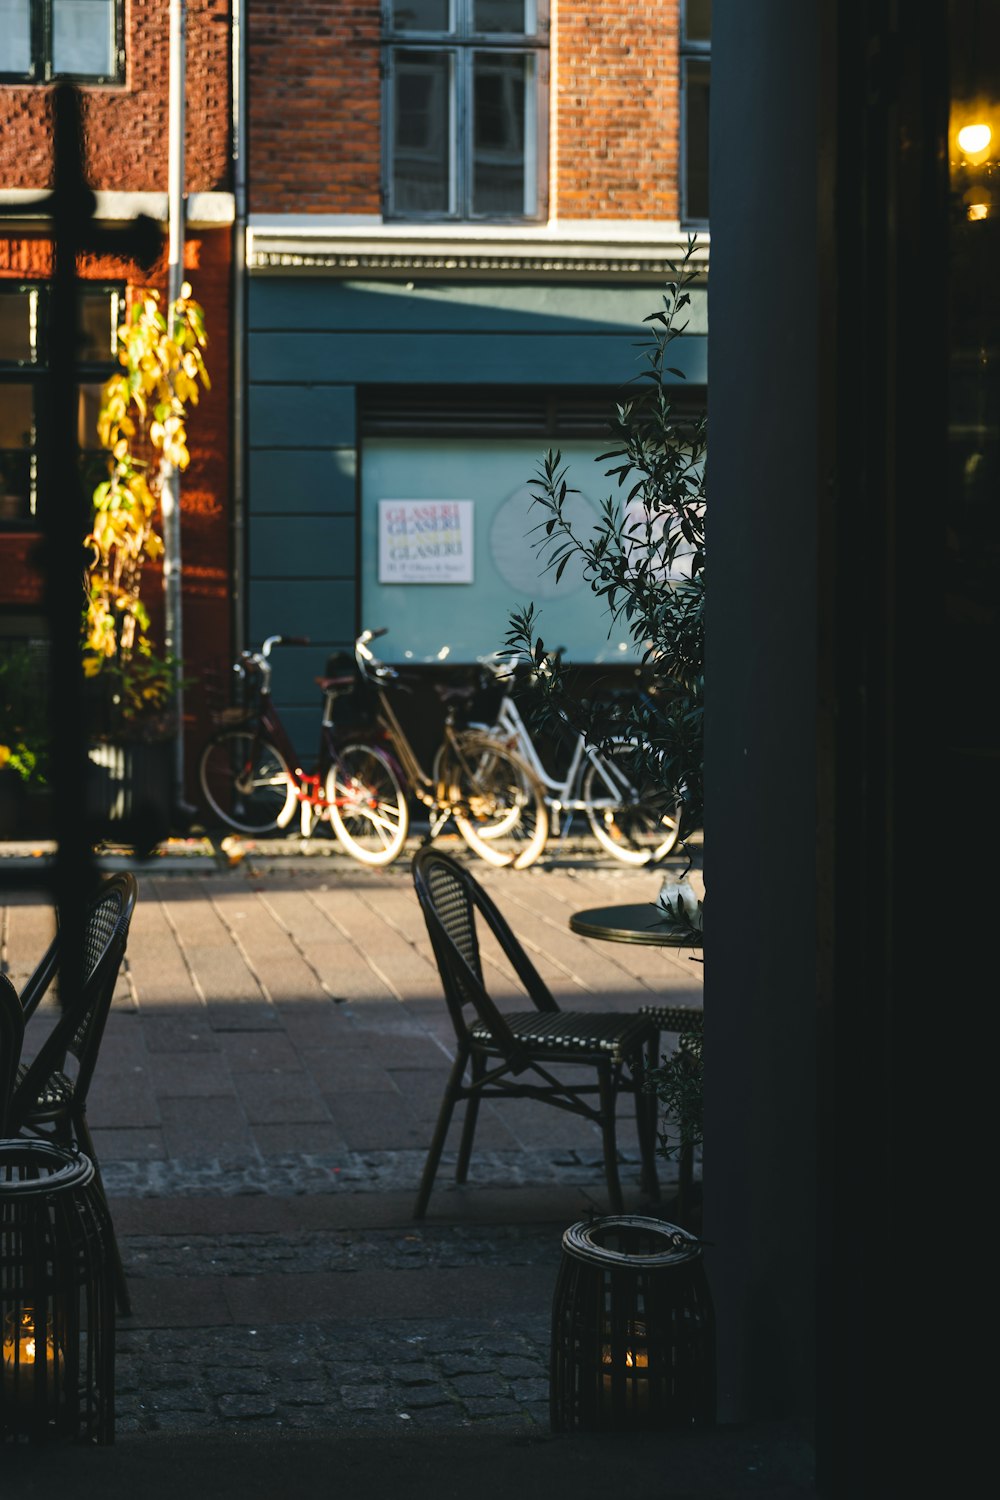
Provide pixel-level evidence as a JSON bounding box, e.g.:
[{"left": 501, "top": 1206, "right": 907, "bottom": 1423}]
[
  {"left": 0, "top": 973, "right": 25, "bottom": 1136},
  {"left": 410, "top": 847, "right": 660, "bottom": 1219},
  {"left": 8, "top": 872, "right": 138, "bottom": 1315}
]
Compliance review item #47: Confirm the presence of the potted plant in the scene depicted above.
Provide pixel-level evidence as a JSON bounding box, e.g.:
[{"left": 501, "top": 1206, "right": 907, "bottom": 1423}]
[
  {"left": 82, "top": 282, "right": 209, "bottom": 849},
  {"left": 502, "top": 238, "right": 707, "bottom": 1189}
]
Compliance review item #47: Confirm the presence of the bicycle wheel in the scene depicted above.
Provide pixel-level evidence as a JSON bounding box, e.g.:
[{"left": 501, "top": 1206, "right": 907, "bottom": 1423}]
[
  {"left": 441, "top": 732, "right": 549, "bottom": 869},
  {"left": 582, "top": 744, "right": 682, "bottom": 864},
  {"left": 199, "top": 730, "right": 296, "bottom": 834},
  {"left": 431, "top": 734, "right": 521, "bottom": 840},
  {"left": 326, "top": 743, "right": 409, "bottom": 866}
]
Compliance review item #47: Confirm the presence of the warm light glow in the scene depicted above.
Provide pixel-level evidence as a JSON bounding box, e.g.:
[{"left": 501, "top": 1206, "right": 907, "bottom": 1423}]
[
  {"left": 601, "top": 1324, "right": 652, "bottom": 1414},
  {"left": 2, "top": 1309, "right": 63, "bottom": 1408},
  {"left": 968, "top": 202, "right": 990, "bottom": 221},
  {"left": 958, "top": 122, "right": 993, "bottom": 157}
]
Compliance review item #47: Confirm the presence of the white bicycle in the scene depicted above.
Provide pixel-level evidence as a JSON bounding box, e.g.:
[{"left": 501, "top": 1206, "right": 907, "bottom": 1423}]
[{"left": 470, "top": 656, "right": 683, "bottom": 866}]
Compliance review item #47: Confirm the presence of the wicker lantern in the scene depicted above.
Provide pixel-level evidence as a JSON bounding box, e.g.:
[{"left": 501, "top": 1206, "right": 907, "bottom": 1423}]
[
  {"left": 0, "top": 1141, "right": 115, "bottom": 1444},
  {"left": 550, "top": 1215, "right": 715, "bottom": 1432}
]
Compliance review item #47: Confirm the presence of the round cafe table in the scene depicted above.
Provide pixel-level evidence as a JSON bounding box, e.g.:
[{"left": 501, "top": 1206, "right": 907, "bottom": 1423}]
[
  {"left": 568, "top": 901, "right": 703, "bottom": 1229},
  {"left": 569, "top": 902, "right": 704, "bottom": 948}
]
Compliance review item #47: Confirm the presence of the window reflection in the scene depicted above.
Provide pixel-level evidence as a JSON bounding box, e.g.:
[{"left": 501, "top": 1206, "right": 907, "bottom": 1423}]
[{"left": 473, "top": 52, "right": 532, "bottom": 216}]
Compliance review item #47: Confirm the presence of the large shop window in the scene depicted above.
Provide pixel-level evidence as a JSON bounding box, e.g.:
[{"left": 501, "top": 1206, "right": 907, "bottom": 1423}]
[
  {"left": 0, "top": 0, "right": 123, "bottom": 83},
  {"left": 360, "top": 391, "right": 705, "bottom": 664},
  {"left": 681, "top": 0, "right": 711, "bottom": 226},
  {"left": 383, "top": 1, "right": 549, "bottom": 221},
  {"left": 0, "top": 282, "right": 123, "bottom": 528}
]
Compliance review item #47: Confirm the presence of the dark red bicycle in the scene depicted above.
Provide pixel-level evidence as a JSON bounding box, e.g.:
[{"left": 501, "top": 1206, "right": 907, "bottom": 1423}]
[{"left": 197, "top": 634, "right": 409, "bottom": 865}]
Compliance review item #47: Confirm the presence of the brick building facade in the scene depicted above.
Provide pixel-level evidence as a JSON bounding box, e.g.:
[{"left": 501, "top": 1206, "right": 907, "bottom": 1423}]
[
  {"left": 244, "top": 0, "right": 710, "bottom": 758},
  {"left": 1, "top": 1, "right": 710, "bottom": 807}
]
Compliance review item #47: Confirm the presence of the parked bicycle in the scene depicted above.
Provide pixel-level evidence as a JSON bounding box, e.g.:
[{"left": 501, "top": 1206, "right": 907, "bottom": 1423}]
[
  {"left": 470, "top": 653, "right": 682, "bottom": 865},
  {"left": 198, "top": 631, "right": 548, "bottom": 870},
  {"left": 348, "top": 628, "right": 549, "bottom": 869},
  {"left": 198, "top": 634, "right": 410, "bottom": 865}
]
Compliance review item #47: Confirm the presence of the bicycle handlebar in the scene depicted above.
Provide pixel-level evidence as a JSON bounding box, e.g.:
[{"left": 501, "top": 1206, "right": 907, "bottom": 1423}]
[
  {"left": 261, "top": 634, "right": 311, "bottom": 657},
  {"left": 355, "top": 628, "right": 398, "bottom": 683}
]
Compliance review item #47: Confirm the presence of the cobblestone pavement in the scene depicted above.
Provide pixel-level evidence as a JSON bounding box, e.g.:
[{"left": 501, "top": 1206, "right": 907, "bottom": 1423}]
[
  {"left": 115, "top": 1319, "right": 552, "bottom": 1434},
  {"left": 2, "top": 838, "right": 704, "bottom": 1435}
]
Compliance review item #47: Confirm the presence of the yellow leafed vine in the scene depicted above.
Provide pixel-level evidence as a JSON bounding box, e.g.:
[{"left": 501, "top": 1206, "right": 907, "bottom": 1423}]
[{"left": 84, "top": 283, "right": 209, "bottom": 717}]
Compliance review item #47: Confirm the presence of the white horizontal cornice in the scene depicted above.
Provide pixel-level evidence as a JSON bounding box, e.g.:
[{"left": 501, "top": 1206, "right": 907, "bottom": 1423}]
[
  {"left": 0, "top": 190, "right": 235, "bottom": 228},
  {"left": 246, "top": 217, "right": 709, "bottom": 281}
]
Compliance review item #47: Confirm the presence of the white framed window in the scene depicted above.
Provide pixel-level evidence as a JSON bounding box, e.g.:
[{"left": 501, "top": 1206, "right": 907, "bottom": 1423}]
[
  {"left": 0, "top": 0, "right": 124, "bottom": 85},
  {"left": 680, "top": 0, "right": 710, "bottom": 226},
  {"left": 383, "top": 1, "right": 549, "bottom": 221}
]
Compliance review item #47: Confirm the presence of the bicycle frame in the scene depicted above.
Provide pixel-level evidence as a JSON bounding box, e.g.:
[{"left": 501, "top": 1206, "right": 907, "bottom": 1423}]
[
  {"left": 483, "top": 687, "right": 635, "bottom": 832},
  {"left": 233, "top": 643, "right": 394, "bottom": 837}
]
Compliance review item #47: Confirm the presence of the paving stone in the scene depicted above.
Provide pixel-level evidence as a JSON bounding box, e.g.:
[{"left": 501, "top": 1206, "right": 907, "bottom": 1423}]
[
  {"left": 397, "top": 1388, "right": 454, "bottom": 1409},
  {"left": 440, "top": 1354, "right": 497, "bottom": 1378},
  {"left": 206, "top": 1369, "right": 270, "bottom": 1396},
  {"left": 450, "top": 1374, "right": 505, "bottom": 1399},
  {"left": 275, "top": 1382, "right": 328, "bottom": 1407},
  {"left": 217, "top": 1393, "right": 278, "bottom": 1420},
  {"left": 510, "top": 1379, "right": 550, "bottom": 1404},
  {"left": 339, "top": 1385, "right": 391, "bottom": 1411},
  {"left": 462, "top": 1396, "right": 524, "bottom": 1419}
]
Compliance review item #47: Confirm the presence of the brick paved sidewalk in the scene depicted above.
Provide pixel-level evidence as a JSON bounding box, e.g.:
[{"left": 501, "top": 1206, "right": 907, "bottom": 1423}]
[{"left": 2, "top": 840, "right": 705, "bottom": 1437}]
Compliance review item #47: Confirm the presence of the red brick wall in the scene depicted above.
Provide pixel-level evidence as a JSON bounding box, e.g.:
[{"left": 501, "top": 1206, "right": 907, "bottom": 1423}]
[
  {"left": 0, "top": 231, "right": 232, "bottom": 784},
  {"left": 554, "top": 0, "right": 680, "bottom": 219},
  {"left": 246, "top": 1, "right": 679, "bottom": 219},
  {"left": 0, "top": 0, "right": 231, "bottom": 191},
  {"left": 248, "top": 0, "right": 382, "bottom": 214}
]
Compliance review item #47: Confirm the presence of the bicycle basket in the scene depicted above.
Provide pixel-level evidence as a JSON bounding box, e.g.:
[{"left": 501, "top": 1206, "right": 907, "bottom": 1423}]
[{"left": 323, "top": 652, "right": 378, "bottom": 730}]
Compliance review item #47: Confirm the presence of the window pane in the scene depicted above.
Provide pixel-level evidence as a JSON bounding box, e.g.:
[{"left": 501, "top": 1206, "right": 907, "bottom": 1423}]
[
  {"left": 0, "top": 0, "right": 32, "bottom": 72},
  {"left": 52, "top": 0, "right": 116, "bottom": 77},
  {"left": 76, "top": 381, "right": 106, "bottom": 450},
  {"left": 684, "top": 57, "right": 710, "bottom": 222},
  {"left": 0, "top": 294, "right": 34, "bottom": 365},
  {"left": 472, "top": 51, "right": 532, "bottom": 217},
  {"left": 78, "top": 288, "right": 120, "bottom": 361},
  {"left": 684, "top": 0, "right": 711, "bottom": 44},
  {"left": 474, "top": 1, "right": 530, "bottom": 34},
  {"left": 392, "top": 50, "right": 452, "bottom": 215},
  {"left": 391, "top": 1, "right": 451, "bottom": 31},
  {"left": 0, "top": 385, "right": 34, "bottom": 524}
]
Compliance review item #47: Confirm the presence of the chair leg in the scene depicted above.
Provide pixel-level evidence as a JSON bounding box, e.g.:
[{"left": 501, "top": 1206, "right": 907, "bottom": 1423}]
[
  {"left": 455, "top": 1053, "right": 483, "bottom": 1185},
  {"left": 597, "top": 1063, "right": 625, "bottom": 1214},
  {"left": 414, "top": 1048, "right": 468, "bottom": 1219},
  {"left": 76, "top": 1112, "right": 132, "bottom": 1318},
  {"left": 635, "top": 1034, "right": 660, "bottom": 1200}
]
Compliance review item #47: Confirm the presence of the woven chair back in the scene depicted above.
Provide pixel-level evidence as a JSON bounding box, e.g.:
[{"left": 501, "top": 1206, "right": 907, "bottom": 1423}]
[
  {"left": 414, "top": 850, "right": 485, "bottom": 1020},
  {"left": 10, "top": 873, "right": 138, "bottom": 1131},
  {"left": 65, "top": 875, "right": 136, "bottom": 1064}
]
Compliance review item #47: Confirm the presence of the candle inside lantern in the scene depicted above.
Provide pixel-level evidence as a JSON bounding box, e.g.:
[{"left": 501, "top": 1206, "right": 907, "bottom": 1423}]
[
  {"left": 601, "top": 1320, "right": 651, "bottom": 1416},
  {"left": 2, "top": 1308, "right": 63, "bottom": 1412}
]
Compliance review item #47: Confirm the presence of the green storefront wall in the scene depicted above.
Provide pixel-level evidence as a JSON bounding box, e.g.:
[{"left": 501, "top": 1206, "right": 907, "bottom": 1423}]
[{"left": 247, "top": 276, "right": 707, "bottom": 760}]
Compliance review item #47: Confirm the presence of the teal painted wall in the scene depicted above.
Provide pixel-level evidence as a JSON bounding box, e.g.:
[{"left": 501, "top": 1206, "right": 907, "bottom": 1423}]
[{"left": 247, "top": 276, "right": 708, "bottom": 756}]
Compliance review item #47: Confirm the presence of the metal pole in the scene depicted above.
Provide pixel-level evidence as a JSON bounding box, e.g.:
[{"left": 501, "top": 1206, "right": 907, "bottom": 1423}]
[
  {"left": 163, "top": 0, "right": 187, "bottom": 815},
  {"left": 231, "top": 0, "right": 247, "bottom": 658}
]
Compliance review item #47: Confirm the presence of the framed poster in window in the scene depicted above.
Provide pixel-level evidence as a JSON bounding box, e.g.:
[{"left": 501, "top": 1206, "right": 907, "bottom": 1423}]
[{"left": 378, "top": 499, "right": 475, "bottom": 583}]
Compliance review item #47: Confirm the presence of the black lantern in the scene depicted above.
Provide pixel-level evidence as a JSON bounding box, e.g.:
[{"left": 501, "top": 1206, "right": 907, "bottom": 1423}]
[
  {"left": 550, "top": 1215, "right": 715, "bottom": 1432},
  {"left": 0, "top": 1141, "right": 115, "bottom": 1444}
]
